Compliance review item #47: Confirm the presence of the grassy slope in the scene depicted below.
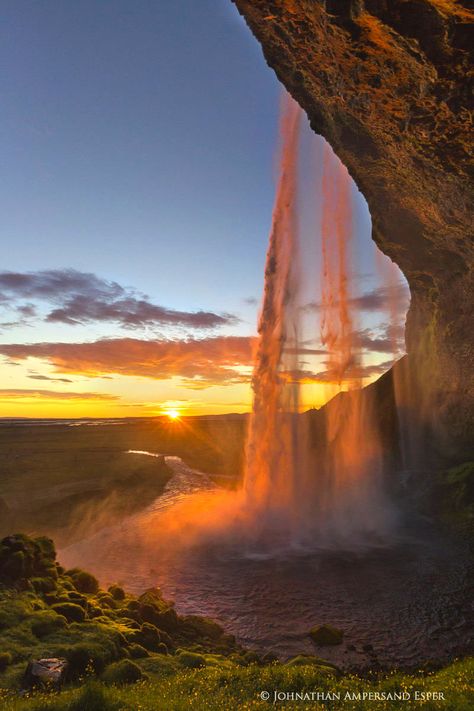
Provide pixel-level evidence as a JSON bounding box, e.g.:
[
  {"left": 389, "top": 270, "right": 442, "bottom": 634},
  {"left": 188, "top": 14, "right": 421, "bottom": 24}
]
[{"left": 0, "top": 660, "right": 472, "bottom": 710}]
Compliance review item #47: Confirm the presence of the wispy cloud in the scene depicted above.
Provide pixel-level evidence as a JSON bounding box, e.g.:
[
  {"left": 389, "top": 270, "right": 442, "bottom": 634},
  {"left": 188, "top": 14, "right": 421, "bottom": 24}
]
[
  {"left": 0, "top": 269, "right": 236, "bottom": 331},
  {"left": 0, "top": 389, "right": 118, "bottom": 401},
  {"left": 27, "top": 373, "right": 73, "bottom": 384}
]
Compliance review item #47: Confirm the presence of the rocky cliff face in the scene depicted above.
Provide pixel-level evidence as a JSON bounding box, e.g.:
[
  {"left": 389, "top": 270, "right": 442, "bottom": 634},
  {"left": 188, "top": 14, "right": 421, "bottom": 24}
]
[{"left": 233, "top": 0, "right": 473, "bottom": 460}]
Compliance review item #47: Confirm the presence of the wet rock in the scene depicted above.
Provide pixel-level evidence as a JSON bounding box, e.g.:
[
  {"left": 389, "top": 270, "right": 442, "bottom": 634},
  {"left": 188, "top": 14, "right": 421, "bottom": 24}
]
[
  {"left": 309, "top": 624, "right": 344, "bottom": 646},
  {"left": 23, "top": 658, "right": 68, "bottom": 690}
]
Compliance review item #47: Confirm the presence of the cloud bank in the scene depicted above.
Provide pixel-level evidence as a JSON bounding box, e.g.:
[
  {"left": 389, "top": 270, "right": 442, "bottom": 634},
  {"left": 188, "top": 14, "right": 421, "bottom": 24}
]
[{"left": 0, "top": 269, "right": 236, "bottom": 331}]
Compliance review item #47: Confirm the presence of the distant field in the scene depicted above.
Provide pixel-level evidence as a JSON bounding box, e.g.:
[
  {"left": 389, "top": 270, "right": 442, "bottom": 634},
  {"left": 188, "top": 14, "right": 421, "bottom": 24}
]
[{"left": 0, "top": 417, "right": 246, "bottom": 544}]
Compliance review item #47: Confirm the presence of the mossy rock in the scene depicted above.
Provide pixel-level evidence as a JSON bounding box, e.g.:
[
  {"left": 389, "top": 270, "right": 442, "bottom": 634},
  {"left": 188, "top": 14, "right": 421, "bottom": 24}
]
[
  {"left": 181, "top": 615, "right": 225, "bottom": 640},
  {"left": 2, "top": 549, "right": 25, "bottom": 579},
  {"left": 66, "top": 568, "right": 99, "bottom": 594},
  {"left": 35, "top": 537, "right": 56, "bottom": 560},
  {"left": 60, "top": 640, "right": 118, "bottom": 678},
  {"left": 51, "top": 602, "right": 86, "bottom": 623},
  {"left": 31, "top": 610, "right": 68, "bottom": 638},
  {"left": 138, "top": 588, "right": 166, "bottom": 609},
  {"left": 0, "top": 534, "right": 57, "bottom": 584},
  {"left": 108, "top": 584, "right": 125, "bottom": 601},
  {"left": 155, "top": 607, "right": 179, "bottom": 633},
  {"left": 97, "top": 593, "right": 117, "bottom": 609},
  {"left": 178, "top": 651, "right": 206, "bottom": 669},
  {"left": 31, "top": 576, "right": 57, "bottom": 594},
  {"left": 87, "top": 601, "right": 106, "bottom": 618},
  {"left": 128, "top": 643, "right": 149, "bottom": 659},
  {"left": 65, "top": 591, "right": 88, "bottom": 608},
  {"left": 309, "top": 624, "right": 344, "bottom": 646},
  {"left": 126, "top": 622, "right": 162, "bottom": 651},
  {"left": 102, "top": 659, "right": 144, "bottom": 685}
]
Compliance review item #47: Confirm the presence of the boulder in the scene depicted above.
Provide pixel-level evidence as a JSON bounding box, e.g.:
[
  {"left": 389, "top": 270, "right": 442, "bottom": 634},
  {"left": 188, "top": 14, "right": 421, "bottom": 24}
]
[{"left": 23, "top": 658, "right": 68, "bottom": 689}]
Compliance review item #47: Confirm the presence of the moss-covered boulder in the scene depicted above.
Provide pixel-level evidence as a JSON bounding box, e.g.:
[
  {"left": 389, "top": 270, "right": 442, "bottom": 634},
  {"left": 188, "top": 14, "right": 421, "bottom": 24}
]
[
  {"left": 126, "top": 622, "right": 163, "bottom": 651},
  {"left": 102, "top": 659, "right": 145, "bottom": 685},
  {"left": 128, "top": 643, "right": 149, "bottom": 659},
  {"left": 51, "top": 602, "right": 86, "bottom": 623},
  {"left": 309, "top": 624, "right": 344, "bottom": 646},
  {"left": 31, "top": 610, "right": 68, "bottom": 638},
  {"left": 66, "top": 568, "right": 99, "bottom": 594},
  {"left": 108, "top": 584, "right": 125, "bottom": 601},
  {"left": 0, "top": 534, "right": 57, "bottom": 585},
  {"left": 178, "top": 651, "right": 206, "bottom": 668},
  {"left": 181, "top": 615, "right": 225, "bottom": 640}
]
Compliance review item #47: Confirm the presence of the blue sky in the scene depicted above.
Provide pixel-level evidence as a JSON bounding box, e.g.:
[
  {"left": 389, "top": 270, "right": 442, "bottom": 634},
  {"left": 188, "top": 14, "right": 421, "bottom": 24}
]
[
  {"left": 0, "top": 0, "right": 408, "bottom": 417},
  {"left": 1, "top": 0, "right": 278, "bottom": 326}
]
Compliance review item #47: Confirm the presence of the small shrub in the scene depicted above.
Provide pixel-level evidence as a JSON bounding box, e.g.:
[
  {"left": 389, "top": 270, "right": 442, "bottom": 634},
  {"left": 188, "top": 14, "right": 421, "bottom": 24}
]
[
  {"left": 102, "top": 659, "right": 144, "bottom": 685},
  {"left": 51, "top": 602, "right": 86, "bottom": 623}
]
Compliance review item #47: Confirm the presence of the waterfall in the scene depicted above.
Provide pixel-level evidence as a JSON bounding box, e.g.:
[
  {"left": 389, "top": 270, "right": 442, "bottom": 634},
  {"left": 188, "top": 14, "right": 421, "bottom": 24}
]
[{"left": 242, "top": 93, "right": 398, "bottom": 549}]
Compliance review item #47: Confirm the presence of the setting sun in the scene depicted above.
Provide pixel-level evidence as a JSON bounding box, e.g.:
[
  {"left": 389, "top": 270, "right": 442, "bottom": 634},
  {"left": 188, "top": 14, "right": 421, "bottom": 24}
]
[{"left": 165, "top": 408, "right": 180, "bottom": 420}]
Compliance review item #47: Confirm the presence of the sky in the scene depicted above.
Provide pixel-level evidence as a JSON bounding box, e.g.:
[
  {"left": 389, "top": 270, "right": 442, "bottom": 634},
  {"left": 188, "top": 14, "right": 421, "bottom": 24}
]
[{"left": 0, "top": 0, "right": 408, "bottom": 418}]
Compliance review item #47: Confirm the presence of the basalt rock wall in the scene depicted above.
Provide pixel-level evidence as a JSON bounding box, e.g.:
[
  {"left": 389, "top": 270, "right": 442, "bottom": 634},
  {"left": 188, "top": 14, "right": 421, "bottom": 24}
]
[{"left": 233, "top": 0, "right": 473, "bottom": 460}]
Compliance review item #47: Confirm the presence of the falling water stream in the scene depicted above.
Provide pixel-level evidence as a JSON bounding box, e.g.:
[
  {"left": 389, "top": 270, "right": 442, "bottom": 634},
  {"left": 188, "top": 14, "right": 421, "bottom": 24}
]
[{"left": 242, "top": 93, "right": 396, "bottom": 550}]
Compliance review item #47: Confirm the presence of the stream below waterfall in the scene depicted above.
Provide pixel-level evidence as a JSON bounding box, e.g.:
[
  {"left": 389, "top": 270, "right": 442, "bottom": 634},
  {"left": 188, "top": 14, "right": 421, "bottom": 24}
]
[{"left": 59, "top": 451, "right": 473, "bottom": 671}]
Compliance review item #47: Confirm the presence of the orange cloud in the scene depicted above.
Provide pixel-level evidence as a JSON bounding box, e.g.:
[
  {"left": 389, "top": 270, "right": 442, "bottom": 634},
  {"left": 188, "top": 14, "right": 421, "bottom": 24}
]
[{"left": 0, "top": 336, "right": 255, "bottom": 387}]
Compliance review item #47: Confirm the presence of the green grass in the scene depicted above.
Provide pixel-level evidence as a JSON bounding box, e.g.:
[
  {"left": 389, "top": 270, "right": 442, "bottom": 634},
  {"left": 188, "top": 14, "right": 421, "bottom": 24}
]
[{"left": 0, "top": 659, "right": 472, "bottom": 710}]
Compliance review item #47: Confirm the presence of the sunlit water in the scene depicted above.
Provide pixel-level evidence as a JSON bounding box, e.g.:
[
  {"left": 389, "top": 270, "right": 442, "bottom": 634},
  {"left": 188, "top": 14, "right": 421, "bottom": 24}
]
[{"left": 59, "top": 452, "right": 473, "bottom": 671}]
